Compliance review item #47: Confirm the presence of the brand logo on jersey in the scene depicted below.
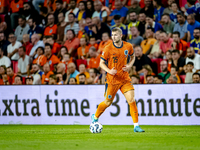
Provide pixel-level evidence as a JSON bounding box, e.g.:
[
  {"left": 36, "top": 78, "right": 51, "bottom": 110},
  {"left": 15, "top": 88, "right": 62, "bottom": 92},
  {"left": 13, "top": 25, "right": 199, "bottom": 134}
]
[
  {"left": 124, "top": 50, "right": 128, "bottom": 56},
  {"left": 49, "top": 29, "right": 53, "bottom": 33},
  {"left": 17, "top": 4, "right": 19, "bottom": 8},
  {"left": 49, "top": 60, "right": 52, "bottom": 65},
  {"left": 108, "top": 95, "right": 112, "bottom": 99},
  {"left": 102, "top": 52, "right": 104, "bottom": 55}
]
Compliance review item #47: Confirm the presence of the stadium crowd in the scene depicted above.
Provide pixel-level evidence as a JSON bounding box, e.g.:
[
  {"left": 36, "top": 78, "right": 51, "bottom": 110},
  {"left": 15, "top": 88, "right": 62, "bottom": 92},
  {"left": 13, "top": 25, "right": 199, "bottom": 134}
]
[{"left": 0, "top": 0, "right": 200, "bottom": 85}]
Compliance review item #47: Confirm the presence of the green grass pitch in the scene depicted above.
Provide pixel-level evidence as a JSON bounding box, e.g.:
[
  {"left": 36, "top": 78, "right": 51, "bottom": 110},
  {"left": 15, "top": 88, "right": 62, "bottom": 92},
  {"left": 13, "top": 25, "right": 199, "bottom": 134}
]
[{"left": 0, "top": 125, "right": 199, "bottom": 150}]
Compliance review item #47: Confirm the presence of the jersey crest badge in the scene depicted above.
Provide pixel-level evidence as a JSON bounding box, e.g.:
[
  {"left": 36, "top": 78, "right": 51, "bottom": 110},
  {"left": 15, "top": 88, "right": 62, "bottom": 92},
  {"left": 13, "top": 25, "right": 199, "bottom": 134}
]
[
  {"left": 124, "top": 50, "right": 128, "bottom": 56},
  {"left": 108, "top": 95, "right": 112, "bottom": 99}
]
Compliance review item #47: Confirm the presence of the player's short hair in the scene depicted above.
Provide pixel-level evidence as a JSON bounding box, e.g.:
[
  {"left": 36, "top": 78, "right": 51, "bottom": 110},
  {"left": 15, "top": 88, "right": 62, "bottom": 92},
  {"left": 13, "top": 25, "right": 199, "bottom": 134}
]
[
  {"left": 112, "top": 27, "right": 122, "bottom": 35},
  {"left": 187, "top": 62, "right": 194, "bottom": 66}
]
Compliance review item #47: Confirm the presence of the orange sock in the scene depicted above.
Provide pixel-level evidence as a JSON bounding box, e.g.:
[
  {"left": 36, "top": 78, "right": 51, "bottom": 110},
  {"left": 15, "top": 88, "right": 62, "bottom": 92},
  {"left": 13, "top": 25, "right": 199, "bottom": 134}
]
[
  {"left": 129, "top": 101, "right": 138, "bottom": 123},
  {"left": 95, "top": 101, "right": 108, "bottom": 118}
]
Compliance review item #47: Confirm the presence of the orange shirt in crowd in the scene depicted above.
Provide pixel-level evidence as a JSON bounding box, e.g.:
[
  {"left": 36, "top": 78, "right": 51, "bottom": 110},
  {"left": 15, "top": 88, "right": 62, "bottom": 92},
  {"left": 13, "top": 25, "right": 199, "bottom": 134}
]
[
  {"left": 44, "top": 24, "right": 57, "bottom": 36},
  {"left": 77, "top": 30, "right": 84, "bottom": 39},
  {"left": 88, "top": 55, "right": 101, "bottom": 69},
  {"left": 176, "top": 39, "right": 188, "bottom": 57},
  {"left": 98, "top": 39, "right": 112, "bottom": 54},
  {"left": 141, "top": 38, "right": 157, "bottom": 54},
  {"left": 52, "top": 42, "right": 62, "bottom": 54},
  {"left": 0, "top": 78, "right": 4, "bottom": 85},
  {"left": 0, "top": 0, "right": 9, "bottom": 8},
  {"left": 64, "top": 37, "right": 80, "bottom": 52},
  {"left": 7, "top": 74, "right": 17, "bottom": 85},
  {"left": 32, "top": 55, "right": 47, "bottom": 67},
  {"left": 77, "top": 46, "right": 90, "bottom": 57},
  {"left": 88, "top": 43, "right": 99, "bottom": 51},
  {"left": 10, "top": 0, "right": 23, "bottom": 13},
  {"left": 44, "top": 55, "right": 60, "bottom": 71},
  {"left": 41, "top": 71, "right": 54, "bottom": 84}
]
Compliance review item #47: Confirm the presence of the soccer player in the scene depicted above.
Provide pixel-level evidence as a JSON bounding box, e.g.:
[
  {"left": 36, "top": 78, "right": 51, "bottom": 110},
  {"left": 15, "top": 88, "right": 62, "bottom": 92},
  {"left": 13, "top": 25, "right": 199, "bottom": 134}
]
[{"left": 91, "top": 27, "right": 145, "bottom": 132}]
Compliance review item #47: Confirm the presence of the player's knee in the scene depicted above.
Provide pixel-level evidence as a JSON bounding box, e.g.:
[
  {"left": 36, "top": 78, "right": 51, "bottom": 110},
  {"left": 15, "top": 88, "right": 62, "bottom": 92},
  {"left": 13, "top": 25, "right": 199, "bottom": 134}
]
[
  {"left": 104, "top": 99, "right": 112, "bottom": 106},
  {"left": 128, "top": 98, "right": 135, "bottom": 104}
]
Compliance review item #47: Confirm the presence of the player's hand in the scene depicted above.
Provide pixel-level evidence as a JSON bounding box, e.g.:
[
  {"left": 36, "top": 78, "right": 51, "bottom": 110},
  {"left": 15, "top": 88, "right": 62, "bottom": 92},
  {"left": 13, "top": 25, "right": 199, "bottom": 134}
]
[
  {"left": 122, "top": 65, "right": 131, "bottom": 72},
  {"left": 109, "top": 67, "right": 117, "bottom": 75}
]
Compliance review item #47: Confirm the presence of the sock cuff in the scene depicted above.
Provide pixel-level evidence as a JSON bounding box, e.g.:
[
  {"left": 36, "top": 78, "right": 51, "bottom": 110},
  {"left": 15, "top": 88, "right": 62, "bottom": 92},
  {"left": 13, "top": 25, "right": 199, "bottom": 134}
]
[{"left": 128, "top": 101, "right": 136, "bottom": 106}]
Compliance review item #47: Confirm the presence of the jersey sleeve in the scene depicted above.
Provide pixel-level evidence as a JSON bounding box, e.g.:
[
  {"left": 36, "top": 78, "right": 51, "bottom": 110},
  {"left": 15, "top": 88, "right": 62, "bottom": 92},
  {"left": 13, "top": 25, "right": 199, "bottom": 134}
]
[
  {"left": 101, "top": 46, "right": 109, "bottom": 61},
  {"left": 129, "top": 45, "right": 134, "bottom": 56}
]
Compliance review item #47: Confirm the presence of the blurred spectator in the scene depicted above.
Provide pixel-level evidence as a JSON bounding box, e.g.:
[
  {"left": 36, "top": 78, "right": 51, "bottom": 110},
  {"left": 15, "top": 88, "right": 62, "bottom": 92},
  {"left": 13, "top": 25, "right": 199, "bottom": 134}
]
[
  {"left": 0, "top": 0, "right": 9, "bottom": 14},
  {"left": 127, "top": 26, "right": 143, "bottom": 47},
  {"left": 171, "top": 49, "right": 185, "bottom": 75},
  {"left": 146, "top": 75, "right": 154, "bottom": 84},
  {"left": 145, "top": 14, "right": 163, "bottom": 33},
  {"left": 190, "top": 28, "right": 200, "bottom": 54},
  {"left": 138, "top": 12, "right": 146, "bottom": 37},
  {"left": 64, "top": 13, "right": 79, "bottom": 38},
  {"left": 111, "top": 15, "right": 127, "bottom": 40},
  {"left": 88, "top": 68, "right": 98, "bottom": 84},
  {"left": 10, "top": 0, "right": 24, "bottom": 30},
  {"left": 39, "top": 6, "right": 48, "bottom": 28},
  {"left": 77, "top": 37, "right": 89, "bottom": 59},
  {"left": 182, "top": 0, "right": 196, "bottom": 16},
  {"left": 65, "top": 0, "right": 79, "bottom": 22},
  {"left": 185, "top": 62, "right": 194, "bottom": 83},
  {"left": 15, "top": 15, "right": 30, "bottom": 42},
  {"left": 92, "top": 17, "right": 111, "bottom": 41},
  {"left": 88, "top": 36, "right": 98, "bottom": 50},
  {"left": 78, "top": 73, "right": 87, "bottom": 84},
  {"left": 92, "top": 0, "right": 108, "bottom": 22},
  {"left": 171, "top": 31, "right": 188, "bottom": 57},
  {"left": 153, "top": 0, "right": 165, "bottom": 22},
  {"left": 76, "top": 64, "right": 90, "bottom": 84},
  {"left": 108, "top": 0, "right": 128, "bottom": 26},
  {"left": 88, "top": 46, "right": 100, "bottom": 69},
  {"left": 187, "top": 14, "right": 200, "bottom": 41},
  {"left": 61, "top": 53, "right": 73, "bottom": 68},
  {"left": 60, "top": 46, "right": 68, "bottom": 60},
  {"left": 56, "top": 73, "right": 64, "bottom": 84},
  {"left": 43, "top": 43, "right": 60, "bottom": 71},
  {"left": 98, "top": 32, "right": 112, "bottom": 54},
  {"left": 7, "top": 67, "right": 16, "bottom": 85},
  {"left": 32, "top": 47, "right": 46, "bottom": 66},
  {"left": 0, "top": 47, "right": 11, "bottom": 67},
  {"left": 56, "top": 63, "right": 67, "bottom": 81},
  {"left": 41, "top": 63, "right": 54, "bottom": 84},
  {"left": 69, "top": 77, "right": 77, "bottom": 84},
  {"left": 22, "top": 34, "right": 33, "bottom": 56},
  {"left": 168, "top": 65, "right": 181, "bottom": 83},
  {"left": 46, "top": 35, "right": 61, "bottom": 55},
  {"left": 127, "top": 11, "right": 139, "bottom": 32},
  {"left": 149, "top": 30, "right": 161, "bottom": 58},
  {"left": 0, "top": 32, "right": 10, "bottom": 56},
  {"left": 54, "top": 0, "right": 66, "bottom": 24},
  {"left": 7, "top": 33, "right": 22, "bottom": 73},
  {"left": 86, "top": 0, "right": 95, "bottom": 18},
  {"left": 49, "top": 74, "right": 57, "bottom": 85},
  {"left": 162, "top": 13, "right": 175, "bottom": 37},
  {"left": 141, "top": 27, "right": 156, "bottom": 55},
  {"left": 154, "top": 75, "right": 163, "bottom": 84},
  {"left": 32, "top": 0, "right": 45, "bottom": 13},
  {"left": 133, "top": 46, "right": 153, "bottom": 74},
  {"left": 27, "top": 17, "right": 44, "bottom": 39},
  {"left": 44, "top": 14, "right": 57, "bottom": 37},
  {"left": 31, "top": 63, "right": 42, "bottom": 84},
  {"left": 166, "top": 50, "right": 172, "bottom": 71},
  {"left": 186, "top": 47, "right": 200, "bottom": 73},
  {"left": 14, "top": 75, "right": 23, "bottom": 85},
  {"left": 18, "top": 46, "right": 29, "bottom": 76},
  {"left": 140, "top": 0, "right": 154, "bottom": 17},
  {"left": 65, "top": 62, "right": 79, "bottom": 83},
  {"left": 143, "top": 64, "right": 155, "bottom": 83},
  {"left": 23, "top": 2, "right": 39, "bottom": 21},
  {"left": 25, "top": 76, "right": 33, "bottom": 85},
  {"left": 166, "top": 75, "right": 178, "bottom": 83},
  {"left": 0, "top": 65, "right": 6, "bottom": 84},
  {"left": 169, "top": 2, "right": 179, "bottom": 23},
  {"left": 163, "top": 0, "right": 174, "bottom": 15},
  {"left": 192, "top": 73, "right": 200, "bottom": 83},
  {"left": 76, "top": 1, "right": 86, "bottom": 22},
  {"left": 127, "top": 0, "right": 141, "bottom": 15},
  {"left": 158, "top": 60, "right": 170, "bottom": 83},
  {"left": 84, "top": 17, "right": 97, "bottom": 39},
  {"left": 173, "top": 12, "right": 188, "bottom": 41},
  {"left": 130, "top": 74, "right": 140, "bottom": 84},
  {"left": 64, "top": 29, "right": 80, "bottom": 57},
  {"left": 56, "top": 12, "right": 67, "bottom": 44},
  {"left": 159, "top": 31, "right": 173, "bottom": 55},
  {"left": 30, "top": 34, "right": 45, "bottom": 57}
]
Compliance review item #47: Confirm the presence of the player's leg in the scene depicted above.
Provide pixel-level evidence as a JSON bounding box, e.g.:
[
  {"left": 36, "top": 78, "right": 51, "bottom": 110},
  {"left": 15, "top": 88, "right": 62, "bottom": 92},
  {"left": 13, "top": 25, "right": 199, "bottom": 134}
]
[
  {"left": 121, "top": 83, "right": 145, "bottom": 132},
  {"left": 92, "top": 83, "right": 119, "bottom": 123}
]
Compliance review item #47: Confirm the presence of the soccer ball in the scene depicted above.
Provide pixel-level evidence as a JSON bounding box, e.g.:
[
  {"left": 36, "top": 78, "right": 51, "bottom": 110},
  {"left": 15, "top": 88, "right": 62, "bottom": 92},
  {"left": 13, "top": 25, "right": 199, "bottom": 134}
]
[{"left": 90, "top": 122, "right": 103, "bottom": 133}]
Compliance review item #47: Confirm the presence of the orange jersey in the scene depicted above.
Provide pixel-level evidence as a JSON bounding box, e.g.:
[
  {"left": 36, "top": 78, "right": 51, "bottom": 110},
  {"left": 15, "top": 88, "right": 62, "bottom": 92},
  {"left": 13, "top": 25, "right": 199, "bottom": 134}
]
[
  {"left": 44, "top": 55, "right": 60, "bottom": 71},
  {"left": 44, "top": 24, "right": 57, "bottom": 36},
  {"left": 33, "top": 55, "right": 47, "bottom": 67},
  {"left": 77, "top": 46, "right": 90, "bottom": 57},
  {"left": 101, "top": 41, "right": 134, "bottom": 85},
  {"left": 10, "top": 0, "right": 23, "bottom": 13},
  {"left": 41, "top": 71, "right": 54, "bottom": 84},
  {"left": 52, "top": 42, "right": 62, "bottom": 54}
]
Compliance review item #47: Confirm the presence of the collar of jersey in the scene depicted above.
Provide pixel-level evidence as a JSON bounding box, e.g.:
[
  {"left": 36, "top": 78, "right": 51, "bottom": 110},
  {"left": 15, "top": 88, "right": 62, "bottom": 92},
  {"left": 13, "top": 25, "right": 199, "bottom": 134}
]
[{"left": 113, "top": 41, "right": 123, "bottom": 48}]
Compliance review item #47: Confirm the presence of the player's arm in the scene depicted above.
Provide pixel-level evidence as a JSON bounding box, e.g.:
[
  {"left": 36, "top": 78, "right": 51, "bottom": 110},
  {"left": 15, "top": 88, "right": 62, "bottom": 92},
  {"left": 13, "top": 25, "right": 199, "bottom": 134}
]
[
  {"left": 99, "top": 59, "right": 117, "bottom": 75},
  {"left": 122, "top": 53, "right": 135, "bottom": 72}
]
